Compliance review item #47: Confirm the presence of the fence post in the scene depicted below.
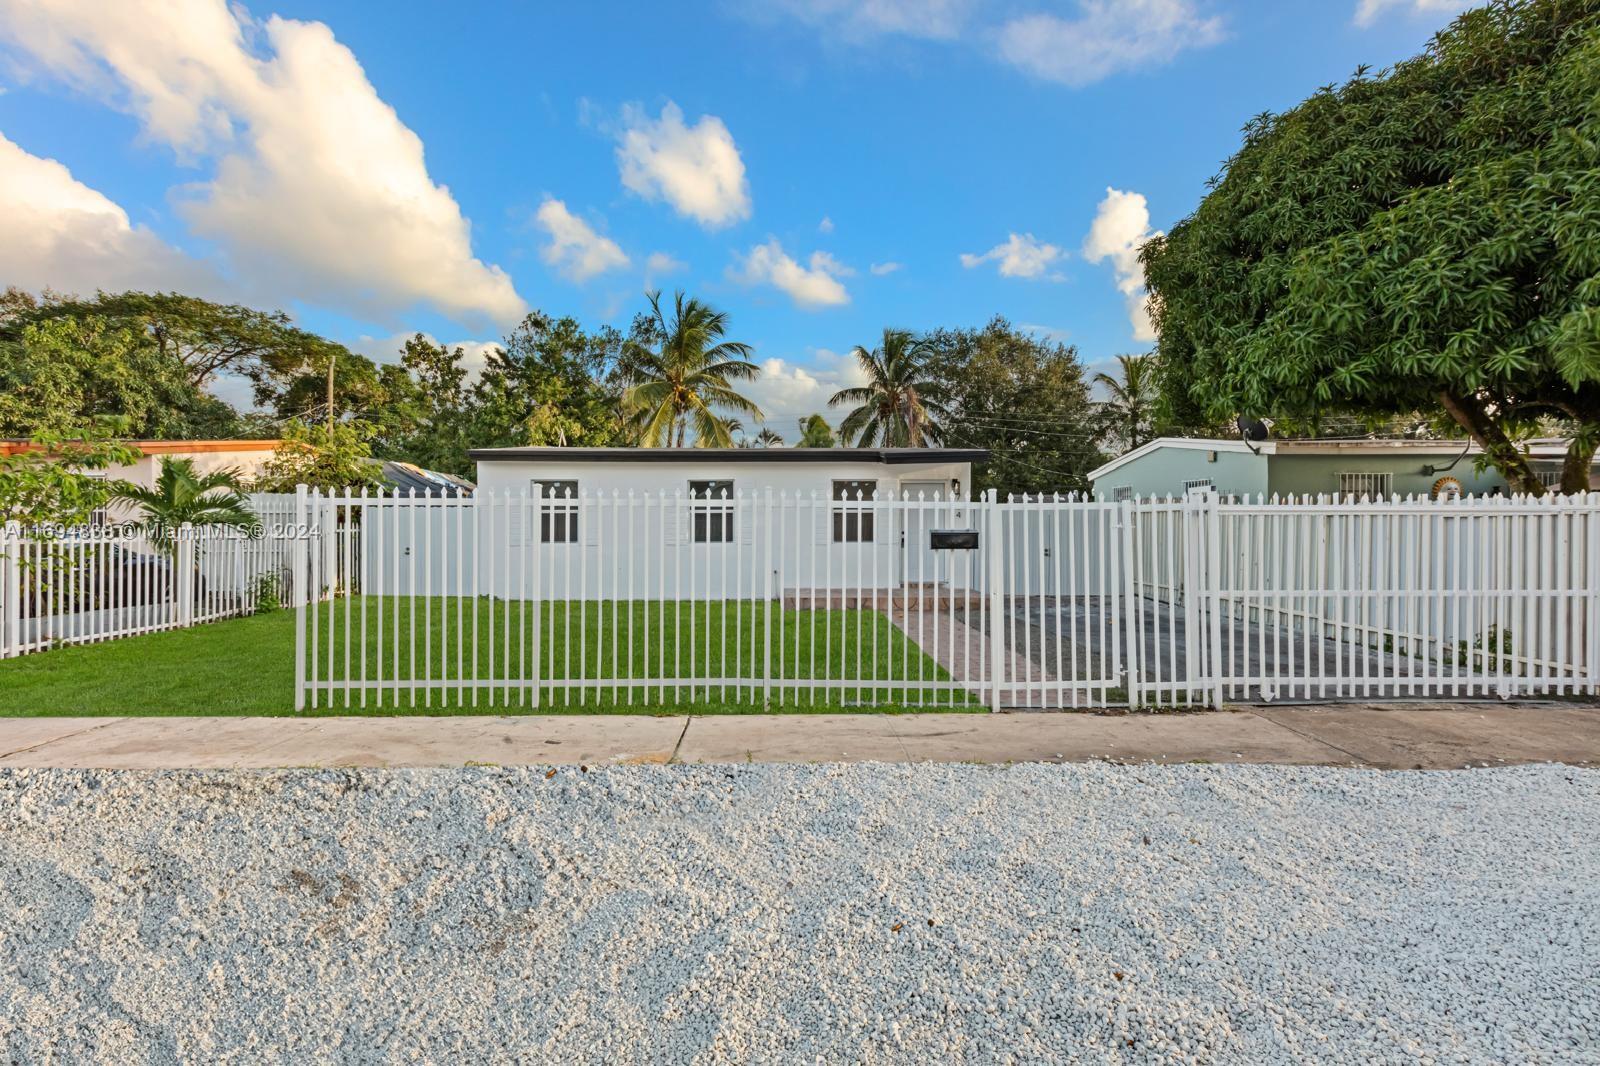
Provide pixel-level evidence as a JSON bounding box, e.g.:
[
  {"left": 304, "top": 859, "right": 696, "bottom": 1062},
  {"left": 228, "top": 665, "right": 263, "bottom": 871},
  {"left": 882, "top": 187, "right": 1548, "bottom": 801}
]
[
  {"left": 1588, "top": 491, "right": 1600, "bottom": 696},
  {"left": 1119, "top": 499, "right": 1142, "bottom": 708},
  {"left": 1204, "top": 490, "right": 1223, "bottom": 707},
  {"left": 763, "top": 487, "right": 774, "bottom": 708},
  {"left": 1182, "top": 493, "right": 1204, "bottom": 704},
  {"left": 1, "top": 522, "right": 19, "bottom": 659},
  {"left": 175, "top": 523, "right": 195, "bottom": 627},
  {"left": 985, "top": 489, "right": 1004, "bottom": 712},
  {"left": 293, "top": 483, "right": 308, "bottom": 713}
]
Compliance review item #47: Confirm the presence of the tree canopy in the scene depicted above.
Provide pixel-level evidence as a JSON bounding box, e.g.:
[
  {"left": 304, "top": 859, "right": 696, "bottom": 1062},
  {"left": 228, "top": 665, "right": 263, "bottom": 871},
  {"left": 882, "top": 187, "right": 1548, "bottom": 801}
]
[
  {"left": 1142, "top": 0, "right": 1600, "bottom": 493},
  {"left": 921, "top": 318, "right": 1103, "bottom": 497}
]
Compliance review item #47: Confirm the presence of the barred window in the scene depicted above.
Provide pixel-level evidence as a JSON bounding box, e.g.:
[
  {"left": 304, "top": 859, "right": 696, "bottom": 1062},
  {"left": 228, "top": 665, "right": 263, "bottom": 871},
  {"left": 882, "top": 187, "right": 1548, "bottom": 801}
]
[
  {"left": 689, "top": 480, "right": 734, "bottom": 543},
  {"left": 832, "top": 480, "right": 876, "bottom": 543},
  {"left": 535, "top": 480, "right": 579, "bottom": 543},
  {"left": 1337, "top": 472, "right": 1393, "bottom": 499}
]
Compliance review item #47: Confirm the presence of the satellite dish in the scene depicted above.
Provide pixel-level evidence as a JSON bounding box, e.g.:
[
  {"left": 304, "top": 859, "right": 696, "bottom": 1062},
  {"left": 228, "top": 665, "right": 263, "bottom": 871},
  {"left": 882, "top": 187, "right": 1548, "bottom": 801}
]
[{"left": 1237, "top": 416, "right": 1270, "bottom": 442}]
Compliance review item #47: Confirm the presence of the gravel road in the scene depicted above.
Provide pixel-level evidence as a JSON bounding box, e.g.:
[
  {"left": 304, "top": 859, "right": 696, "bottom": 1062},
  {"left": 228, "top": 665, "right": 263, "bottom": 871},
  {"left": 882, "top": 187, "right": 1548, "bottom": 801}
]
[{"left": 1, "top": 762, "right": 1595, "bottom": 1064}]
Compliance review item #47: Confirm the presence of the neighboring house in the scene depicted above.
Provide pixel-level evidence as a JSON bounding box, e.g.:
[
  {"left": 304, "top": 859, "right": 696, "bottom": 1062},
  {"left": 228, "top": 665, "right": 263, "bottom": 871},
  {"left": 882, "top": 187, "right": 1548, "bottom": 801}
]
[
  {"left": 0, "top": 438, "right": 282, "bottom": 492},
  {"left": 377, "top": 460, "right": 474, "bottom": 497},
  {"left": 0, "top": 438, "right": 283, "bottom": 524},
  {"left": 1088, "top": 437, "right": 1600, "bottom": 501}
]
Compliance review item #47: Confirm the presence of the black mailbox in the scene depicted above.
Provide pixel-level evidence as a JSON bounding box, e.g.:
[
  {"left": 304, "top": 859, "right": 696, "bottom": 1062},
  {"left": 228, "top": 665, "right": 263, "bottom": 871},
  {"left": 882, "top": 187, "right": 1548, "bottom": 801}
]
[{"left": 929, "top": 528, "right": 979, "bottom": 550}]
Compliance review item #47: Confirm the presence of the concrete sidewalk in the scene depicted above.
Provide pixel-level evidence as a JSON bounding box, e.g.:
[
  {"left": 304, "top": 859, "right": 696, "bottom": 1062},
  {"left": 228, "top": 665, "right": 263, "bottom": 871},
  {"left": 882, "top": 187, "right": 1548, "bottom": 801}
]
[{"left": 1, "top": 703, "right": 1596, "bottom": 770}]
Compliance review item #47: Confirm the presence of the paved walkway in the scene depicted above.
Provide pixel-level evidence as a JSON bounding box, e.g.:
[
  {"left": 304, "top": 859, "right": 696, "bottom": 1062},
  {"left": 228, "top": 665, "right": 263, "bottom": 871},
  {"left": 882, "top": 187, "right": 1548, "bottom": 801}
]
[{"left": 0, "top": 703, "right": 1595, "bottom": 770}]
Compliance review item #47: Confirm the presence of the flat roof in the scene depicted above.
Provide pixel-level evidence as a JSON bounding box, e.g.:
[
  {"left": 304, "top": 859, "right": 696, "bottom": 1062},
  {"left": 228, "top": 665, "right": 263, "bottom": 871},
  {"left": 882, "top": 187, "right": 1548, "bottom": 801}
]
[
  {"left": 1088, "top": 436, "right": 1582, "bottom": 481},
  {"left": 469, "top": 447, "right": 989, "bottom": 465}
]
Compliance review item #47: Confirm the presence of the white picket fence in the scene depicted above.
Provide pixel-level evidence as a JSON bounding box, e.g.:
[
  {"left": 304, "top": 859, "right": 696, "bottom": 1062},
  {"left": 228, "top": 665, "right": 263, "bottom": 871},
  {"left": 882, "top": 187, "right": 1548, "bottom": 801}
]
[
  {"left": 293, "top": 487, "right": 1600, "bottom": 710},
  {"left": 0, "top": 495, "right": 303, "bottom": 657}
]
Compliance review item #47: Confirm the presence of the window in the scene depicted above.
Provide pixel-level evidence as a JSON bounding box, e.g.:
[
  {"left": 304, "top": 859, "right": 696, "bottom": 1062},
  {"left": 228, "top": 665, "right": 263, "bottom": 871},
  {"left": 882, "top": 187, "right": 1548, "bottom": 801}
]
[
  {"left": 832, "top": 480, "right": 877, "bottom": 543},
  {"left": 84, "top": 473, "right": 109, "bottom": 526},
  {"left": 535, "top": 480, "right": 579, "bottom": 543},
  {"left": 1536, "top": 468, "right": 1562, "bottom": 489},
  {"left": 1112, "top": 486, "right": 1133, "bottom": 502},
  {"left": 1337, "top": 472, "right": 1393, "bottom": 499},
  {"left": 689, "top": 480, "right": 734, "bottom": 543},
  {"left": 1182, "top": 478, "right": 1214, "bottom": 495}
]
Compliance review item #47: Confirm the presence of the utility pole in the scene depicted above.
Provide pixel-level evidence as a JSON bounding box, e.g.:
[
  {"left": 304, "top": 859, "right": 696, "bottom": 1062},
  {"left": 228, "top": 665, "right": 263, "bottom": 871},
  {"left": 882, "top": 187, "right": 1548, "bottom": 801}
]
[{"left": 325, "top": 352, "right": 336, "bottom": 443}]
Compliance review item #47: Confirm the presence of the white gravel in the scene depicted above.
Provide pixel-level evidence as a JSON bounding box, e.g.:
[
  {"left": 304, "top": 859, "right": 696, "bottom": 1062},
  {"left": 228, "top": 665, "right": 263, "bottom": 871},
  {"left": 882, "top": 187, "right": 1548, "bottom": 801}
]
[{"left": 0, "top": 762, "right": 1596, "bottom": 1064}]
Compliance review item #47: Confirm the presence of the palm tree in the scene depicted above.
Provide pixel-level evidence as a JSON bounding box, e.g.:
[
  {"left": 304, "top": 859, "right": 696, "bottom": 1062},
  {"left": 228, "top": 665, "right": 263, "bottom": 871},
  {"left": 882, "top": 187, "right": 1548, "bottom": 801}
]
[
  {"left": 1093, "top": 354, "right": 1159, "bottom": 451},
  {"left": 110, "top": 457, "right": 258, "bottom": 553},
  {"left": 796, "top": 414, "right": 836, "bottom": 448},
  {"left": 754, "top": 427, "right": 784, "bottom": 447},
  {"left": 828, "top": 329, "right": 947, "bottom": 446},
  {"left": 619, "top": 290, "right": 763, "bottom": 447}
]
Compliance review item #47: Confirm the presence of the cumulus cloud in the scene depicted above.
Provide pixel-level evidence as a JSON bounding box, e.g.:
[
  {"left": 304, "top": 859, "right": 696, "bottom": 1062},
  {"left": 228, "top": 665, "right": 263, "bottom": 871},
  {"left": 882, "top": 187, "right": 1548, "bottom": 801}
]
[
  {"left": 818, "top": 215, "right": 834, "bottom": 233},
  {"left": 748, "top": 0, "right": 975, "bottom": 41},
  {"left": 731, "top": 239, "right": 851, "bottom": 308},
  {"left": 870, "top": 261, "right": 903, "bottom": 276},
  {"left": 996, "top": 0, "right": 1225, "bottom": 87},
  {"left": 534, "top": 198, "right": 629, "bottom": 282},
  {"left": 644, "top": 251, "right": 687, "bottom": 279},
  {"left": 744, "top": 348, "right": 870, "bottom": 432},
  {"left": 0, "top": 131, "right": 226, "bottom": 298},
  {"left": 1353, "top": 0, "right": 1473, "bottom": 26},
  {"left": 1082, "top": 186, "right": 1160, "bottom": 343},
  {"left": 959, "top": 233, "right": 1063, "bottom": 279},
  {"left": 0, "top": 0, "right": 526, "bottom": 329},
  {"left": 615, "top": 101, "right": 751, "bottom": 228}
]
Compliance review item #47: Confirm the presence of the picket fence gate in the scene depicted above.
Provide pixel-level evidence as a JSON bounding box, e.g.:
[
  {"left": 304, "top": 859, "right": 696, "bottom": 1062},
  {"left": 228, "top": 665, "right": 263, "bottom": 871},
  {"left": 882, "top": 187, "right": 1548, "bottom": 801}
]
[{"left": 293, "top": 486, "right": 1600, "bottom": 711}]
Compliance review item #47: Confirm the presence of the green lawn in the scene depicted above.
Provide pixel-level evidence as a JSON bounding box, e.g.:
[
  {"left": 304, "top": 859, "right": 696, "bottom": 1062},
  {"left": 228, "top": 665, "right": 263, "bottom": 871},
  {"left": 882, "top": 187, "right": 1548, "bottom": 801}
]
[{"left": 0, "top": 597, "right": 982, "bottom": 716}]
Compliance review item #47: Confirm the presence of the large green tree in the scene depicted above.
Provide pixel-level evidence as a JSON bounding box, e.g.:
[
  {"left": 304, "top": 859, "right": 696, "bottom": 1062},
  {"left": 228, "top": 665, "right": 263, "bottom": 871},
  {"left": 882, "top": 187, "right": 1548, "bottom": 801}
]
[
  {"left": 1143, "top": 0, "right": 1600, "bottom": 494},
  {"left": 619, "top": 291, "right": 762, "bottom": 447},
  {"left": 921, "top": 318, "right": 1103, "bottom": 497},
  {"left": 0, "top": 315, "right": 236, "bottom": 438},
  {"left": 4, "top": 289, "right": 349, "bottom": 397},
  {"left": 467, "top": 312, "right": 628, "bottom": 456}
]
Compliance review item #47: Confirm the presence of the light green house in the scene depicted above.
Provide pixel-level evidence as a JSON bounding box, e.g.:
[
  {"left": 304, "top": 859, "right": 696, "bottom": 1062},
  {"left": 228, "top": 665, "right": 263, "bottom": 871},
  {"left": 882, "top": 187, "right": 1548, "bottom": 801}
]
[{"left": 1088, "top": 437, "right": 1599, "bottom": 501}]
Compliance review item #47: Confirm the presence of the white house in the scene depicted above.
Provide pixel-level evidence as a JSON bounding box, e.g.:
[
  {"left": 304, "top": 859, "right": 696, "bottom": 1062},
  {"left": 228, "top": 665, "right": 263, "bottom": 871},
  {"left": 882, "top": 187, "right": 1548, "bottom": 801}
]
[
  {"left": 0, "top": 437, "right": 282, "bottom": 492},
  {"left": 364, "top": 446, "right": 988, "bottom": 599}
]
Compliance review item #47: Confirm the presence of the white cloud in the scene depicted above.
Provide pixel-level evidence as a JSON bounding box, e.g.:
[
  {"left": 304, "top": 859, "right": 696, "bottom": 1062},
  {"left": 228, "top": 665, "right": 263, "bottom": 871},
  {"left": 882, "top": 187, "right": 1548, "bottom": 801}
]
[
  {"left": 1353, "top": 0, "right": 1473, "bottom": 26},
  {"left": 870, "top": 261, "right": 903, "bottom": 276},
  {"left": 997, "top": 0, "right": 1225, "bottom": 86},
  {"left": 818, "top": 215, "right": 834, "bottom": 233},
  {"left": 750, "top": 0, "right": 975, "bottom": 41},
  {"left": 1082, "top": 186, "right": 1160, "bottom": 343},
  {"left": 0, "top": 131, "right": 226, "bottom": 297},
  {"left": 534, "top": 198, "right": 629, "bottom": 282},
  {"left": 732, "top": 239, "right": 851, "bottom": 308},
  {"left": 959, "top": 233, "right": 1063, "bottom": 279},
  {"left": 744, "top": 348, "right": 870, "bottom": 431},
  {"left": 0, "top": 0, "right": 526, "bottom": 329},
  {"left": 615, "top": 101, "right": 751, "bottom": 228},
  {"left": 644, "top": 251, "right": 686, "bottom": 278}
]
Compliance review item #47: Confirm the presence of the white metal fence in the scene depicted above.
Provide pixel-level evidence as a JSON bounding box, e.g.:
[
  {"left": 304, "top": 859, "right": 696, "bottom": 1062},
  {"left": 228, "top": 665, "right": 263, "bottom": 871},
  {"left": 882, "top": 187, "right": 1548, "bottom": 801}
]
[
  {"left": 293, "top": 487, "right": 1600, "bottom": 711},
  {"left": 0, "top": 497, "right": 301, "bottom": 657}
]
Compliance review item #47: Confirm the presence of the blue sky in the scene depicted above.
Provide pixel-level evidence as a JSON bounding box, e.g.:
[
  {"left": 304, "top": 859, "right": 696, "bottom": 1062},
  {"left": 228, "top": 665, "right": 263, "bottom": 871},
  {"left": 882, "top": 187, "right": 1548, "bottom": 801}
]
[{"left": 0, "top": 0, "right": 1472, "bottom": 427}]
